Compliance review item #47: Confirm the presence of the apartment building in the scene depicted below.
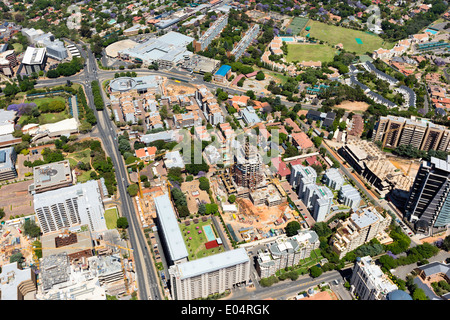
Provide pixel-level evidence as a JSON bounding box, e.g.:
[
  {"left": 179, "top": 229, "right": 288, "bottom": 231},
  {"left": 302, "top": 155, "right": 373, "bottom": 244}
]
[
  {"left": 168, "top": 248, "right": 250, "bottom": 300},
  {"left": 350, "top": 256, "right": 398, "bottom": 300},
  {"left": 193, "top": 14, "right": 228, "bottom": 52},
  {"left": 195, "top": 85, "right": 225, "bottom": 126},
  {"left": 323, "top": 168, "right": 345, "bottom": 191},
  {"left": 304, "top": 184, "right": 334, "bottom": 222},
  {"left": 372, "top": 115, "right": 450, "bottom": 152},
  {"left": 256, "top": 230, "right": 320, "bottom": 278},
  {"left": 331, "top": 207, "right": 391, "bottom": 259},
  {"left": 405, "top": 155, "right": 450, "bottom": 234},
  {"left": 339, "top": 184, "right": 362, "bottom": 210},
  {"left": 172, "top": 110, "right": 202, "bottom": 129},
  {"left": 289, "top": 164, "right": 317, "bottom": 194},
  {"left": 33, "top": 180, "right": 108, "bottom": 234},
  {"left": 229, "top": 24, "right": 260, "bottom": 59}
]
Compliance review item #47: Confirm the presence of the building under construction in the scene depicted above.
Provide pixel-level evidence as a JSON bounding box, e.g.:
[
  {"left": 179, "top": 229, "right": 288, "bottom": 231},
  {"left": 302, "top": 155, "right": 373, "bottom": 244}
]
[{"left": 232, "top": 140, "right": 265, "bottom": 191}]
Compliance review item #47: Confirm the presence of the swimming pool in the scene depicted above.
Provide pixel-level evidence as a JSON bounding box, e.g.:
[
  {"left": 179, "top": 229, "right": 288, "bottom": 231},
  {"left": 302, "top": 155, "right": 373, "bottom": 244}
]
[
  {"left": 203, "top": 225, "right": 216, "bottom": 242},
  {"left": 281, "top": 37, "right": 294, "bottom": 42},
  {"left": 425, "top": 28, "right": 438, "bottom": 35}
]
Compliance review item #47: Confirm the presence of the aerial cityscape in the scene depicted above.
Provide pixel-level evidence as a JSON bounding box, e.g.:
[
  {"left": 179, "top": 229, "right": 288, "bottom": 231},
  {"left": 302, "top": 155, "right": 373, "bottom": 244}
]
[{"left": 0, "top": 0, "right": 450, "bottom": 306}]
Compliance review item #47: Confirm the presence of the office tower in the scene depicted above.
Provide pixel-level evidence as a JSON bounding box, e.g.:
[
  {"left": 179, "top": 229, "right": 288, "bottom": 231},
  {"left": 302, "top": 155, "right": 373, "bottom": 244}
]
[{"left": 405, "top": 155, "right": 450, "bottom": 233}]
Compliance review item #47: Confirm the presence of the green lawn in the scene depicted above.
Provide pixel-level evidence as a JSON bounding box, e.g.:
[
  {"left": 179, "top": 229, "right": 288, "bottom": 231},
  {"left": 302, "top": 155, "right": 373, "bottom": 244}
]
[
  {"left": 104, "top": 207, "right": 118, "bottom": 229},
  {"left": 300, "top": 20, "right": 394, "bottom": 55},
  {"left": 19, "top": 96, "right": 70, "bottom": 125},
  {"left": 180, "top": 220, "right": 225, "bottom": 260},
  {"left": 286, "top": 44, "right": 336, "bottom": 63}
]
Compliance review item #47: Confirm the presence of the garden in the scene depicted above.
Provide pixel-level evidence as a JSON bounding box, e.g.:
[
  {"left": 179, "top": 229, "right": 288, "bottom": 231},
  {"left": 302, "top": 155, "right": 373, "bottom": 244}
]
[{"left": 180, "top": 219, "right": 224, "bottom": 260}]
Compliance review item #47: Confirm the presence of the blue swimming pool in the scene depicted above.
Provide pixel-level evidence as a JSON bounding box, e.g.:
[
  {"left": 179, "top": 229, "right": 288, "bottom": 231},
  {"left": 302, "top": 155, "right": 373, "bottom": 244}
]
[
  {"left": 425, "top": 29, "right": 438, "bottom": 35},
  {"left": 203, "top": 225, "right": 216, "bottom": 242},
  {"left": 281, "top": 37, "right": 294, "bottom": 42}
]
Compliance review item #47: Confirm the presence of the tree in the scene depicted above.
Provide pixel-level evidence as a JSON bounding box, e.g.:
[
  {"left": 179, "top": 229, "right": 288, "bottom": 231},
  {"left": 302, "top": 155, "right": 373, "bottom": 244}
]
[
  {"left": 412, "top": 288, "right": 428, "bottom": 300},
  {"left": 199, "top": 176, "right": 210, "bottom": 191},
  {"left": 309, "top": 265, "right": 323, "bottom": 278},
  {"left": 203, "top": 72, "right": 212, "bottom": 82},
  {"left": 255, "top": 71, "right": 265, "bottom": 81},
  {"left": 22, "top": 219, "right": 40, "bottom": 238},
  {"left": 127, "top": 184, "right": 139, "bottom": 197},
  {"left": 10, "top": 252, "right": 24, "bottom": 264},
  {"left": 442, "top": 235, "right": 450, "bottom": 252},
  {"left": 0, "top": 207, "right": 5, "bottom": 220},
  {"left": 285, "top": 221, "right": 301, "bottom": 237},
  {"left": 117, "top": 217, "right": 129, "bottom": 229},
  {"left": 228, "top": 194, "right": 236, "bottom": 203}
]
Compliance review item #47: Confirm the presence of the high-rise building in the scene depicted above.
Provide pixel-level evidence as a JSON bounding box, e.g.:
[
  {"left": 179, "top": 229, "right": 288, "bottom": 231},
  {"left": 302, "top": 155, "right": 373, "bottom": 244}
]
[
  {"left": 233, "top": 140, "right": 265, "bottom": 190},
  {"left": 405, "top": 155, "right": 450, "bottom": 233},
  {"left": 372, "top": 115, "right": 450, "bottom": 152},
  {"left": 0, "top": 146, "right": 17, "bottom": 181},
  {"left": 304, "top": 184, "right": 334, "bottom": 222},
  {"left": 350, "top": 256, "right": 398, "bottom": 300},
  {"left": 168, "top": 248, "right": 250, "bottom": 300},
  {"left": 339, "top": 184, "right": 361, "bottom": 210},
  {"left": 33, "top": 180, "right": 107, "bottom": 234},
  {"left": 331, "top": 207, "right": 391, "bottom": 259},
  {"left": 28, "top": 160, "right": 73, "bottom": 194},
  {"left": 193, "top": 14, "right": 228, "bottom": 52},
  {"left": 229, "top": 24, "right": 260, "bottom": 59},
  {"left": 289, "top": 164, "right": 317, "bottom": 193},
  {"left": 323, "top": 168, "right": 345, "bottom": 190}
]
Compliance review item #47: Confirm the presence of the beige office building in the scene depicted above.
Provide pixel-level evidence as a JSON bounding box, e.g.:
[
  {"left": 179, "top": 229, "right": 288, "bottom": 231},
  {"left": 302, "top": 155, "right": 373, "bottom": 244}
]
[{"left": 168, "top": 248, "right": 250, "bottom": 300}]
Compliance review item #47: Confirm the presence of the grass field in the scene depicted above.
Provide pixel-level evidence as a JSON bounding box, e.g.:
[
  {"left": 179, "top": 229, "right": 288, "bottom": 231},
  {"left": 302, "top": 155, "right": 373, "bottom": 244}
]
[
  {"left": 180, "top": 220, "right": 224, "bottom": 260},
  {"left": 104, "top": 207, "right": 118, "bottom": 229},
  {"left": 300, "top": 20, "right": 394, "bottom": 54},
  {"left": 19, "top": 96, "right": 70, "bottom": 125},
  {"left": 286, "top": 44, "right": 336, "bottom": 63}
]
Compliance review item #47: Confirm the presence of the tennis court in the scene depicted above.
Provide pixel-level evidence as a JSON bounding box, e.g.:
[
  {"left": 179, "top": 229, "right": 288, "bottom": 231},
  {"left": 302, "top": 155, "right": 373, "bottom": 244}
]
[{"left": 287, "top": 17, "right": 309, "bottom": 35}]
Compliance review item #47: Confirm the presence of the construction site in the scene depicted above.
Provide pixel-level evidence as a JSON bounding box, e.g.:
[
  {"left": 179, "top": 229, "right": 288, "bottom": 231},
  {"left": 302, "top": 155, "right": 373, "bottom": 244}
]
[
  {"left": 339, "top": 139, "right": 414, "bottom": 199},
  {"left": 216, "top": 139, "right": 303, "bottom": 243}
]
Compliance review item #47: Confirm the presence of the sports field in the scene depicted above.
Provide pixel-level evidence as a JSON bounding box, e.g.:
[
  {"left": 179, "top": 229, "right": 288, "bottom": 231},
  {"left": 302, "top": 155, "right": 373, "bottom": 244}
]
[
  {"left": 300, "top": 20, "right": 394, "bottom": 54},
  {"left": 287, "top": 17, "right": 309, "bottom": 35},
  {"left": 286, "top": 44, "right": 336, "bottom": 63}
]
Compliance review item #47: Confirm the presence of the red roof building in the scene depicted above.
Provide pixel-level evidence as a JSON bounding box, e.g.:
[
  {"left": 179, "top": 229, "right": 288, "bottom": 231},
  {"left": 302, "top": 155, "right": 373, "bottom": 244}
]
[{"left": 271, "top": 156, "right": 291, "bottom": 178}]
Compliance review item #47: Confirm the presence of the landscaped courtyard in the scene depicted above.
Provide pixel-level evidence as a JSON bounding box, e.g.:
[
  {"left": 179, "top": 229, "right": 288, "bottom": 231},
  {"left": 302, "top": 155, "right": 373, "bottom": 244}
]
[{"left": 180, "top": 219, "right": 224, "bottom": 260}]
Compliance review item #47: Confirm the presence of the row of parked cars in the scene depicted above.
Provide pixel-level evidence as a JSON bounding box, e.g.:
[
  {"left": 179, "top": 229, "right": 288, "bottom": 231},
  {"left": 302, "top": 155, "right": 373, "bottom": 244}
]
[{"left": 396, "top": 218, "right": 413, "bottom": 237}]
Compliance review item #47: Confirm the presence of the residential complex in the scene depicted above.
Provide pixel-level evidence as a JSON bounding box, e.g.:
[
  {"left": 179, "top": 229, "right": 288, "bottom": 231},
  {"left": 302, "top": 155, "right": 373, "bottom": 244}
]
[
  {"left": 193, "top": 14, "right": 228, "bottom": 52},
  {"left": 256, "top": 230, "right": 320, "bottom": 278},
  {"left": 229, "top": 24, "right": 260, "bottom": 59},
  {"left": 331, "top": 207, "right": 391, "bottom": 259},
  {"left": 350, "top": 256, "right": 398, "bottom": 300},
  {"left": 0, "top": 146, "right": 17, "bottom": 181},
  {"left": 168, "top": 248, "right": 250, "bottom": 300}
]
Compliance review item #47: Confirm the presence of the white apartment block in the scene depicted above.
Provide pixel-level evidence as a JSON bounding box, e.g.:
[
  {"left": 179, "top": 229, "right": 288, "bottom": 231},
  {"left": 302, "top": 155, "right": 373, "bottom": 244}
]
[
  {"left": 33, "top": 180, "right": 107, "bottom": 234},
  {"left": 230, "top": 24, "right": 260, "bottom": 59},
  {"left": 331, "top": 207, "right": 392, "bottom": 259},
  {"left": 168, "top": 248, "right": 250, "bottom": 300},
  {"left": 256, "top": 230, "right": 320, "bottom": 278},
  {"left": 193, "top": 14, "right": 228, "bottom": 52},
  {"left": 350, "top": 256, "right": 398, "bottom": 300},
  {"left": 289, "top": 164, "right": 317, "bottom": 191},
  {"left": 323, "top": 168, "right": 345, "bottom": 191}
]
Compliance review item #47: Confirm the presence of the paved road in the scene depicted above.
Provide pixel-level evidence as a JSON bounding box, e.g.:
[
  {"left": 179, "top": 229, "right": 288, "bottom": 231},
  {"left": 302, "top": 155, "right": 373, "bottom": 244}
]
[
  {"left": 223, "top": 269, "right": 352, "bottom": 300},
  {"left": 60, "top": 41, "right": 161, "bottom": 301}
]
